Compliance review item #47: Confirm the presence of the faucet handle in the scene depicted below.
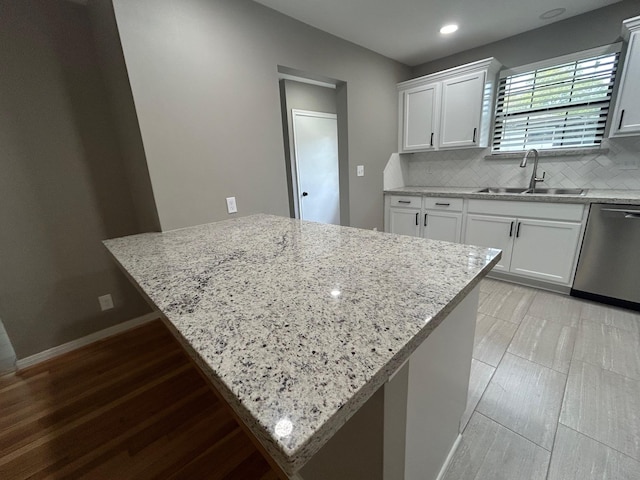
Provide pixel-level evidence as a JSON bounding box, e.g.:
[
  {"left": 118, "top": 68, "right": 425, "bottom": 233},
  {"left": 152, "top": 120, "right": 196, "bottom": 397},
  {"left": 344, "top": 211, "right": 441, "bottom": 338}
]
[{"left": 535, "top": 171, "right": 546, "bottom": 183}]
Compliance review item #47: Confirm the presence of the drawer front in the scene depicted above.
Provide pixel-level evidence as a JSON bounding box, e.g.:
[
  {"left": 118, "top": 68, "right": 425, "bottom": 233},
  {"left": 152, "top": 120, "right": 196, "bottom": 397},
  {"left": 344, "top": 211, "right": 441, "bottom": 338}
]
[
  {"left": 389, "top": 195, "right": 422, "bottom": 208},
  {"left": 423, "top": 197, "right": 464, "bottom": 211},
  {"left": 467, "top": 199, "right": 584, "bottom": 221}
]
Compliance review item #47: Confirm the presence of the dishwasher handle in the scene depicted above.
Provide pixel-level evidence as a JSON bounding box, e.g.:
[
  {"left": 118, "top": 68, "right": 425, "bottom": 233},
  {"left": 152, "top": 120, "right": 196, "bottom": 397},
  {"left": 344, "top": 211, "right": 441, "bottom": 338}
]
[{"left": 600, "top": 208, "right": 640, "bottom": 219}]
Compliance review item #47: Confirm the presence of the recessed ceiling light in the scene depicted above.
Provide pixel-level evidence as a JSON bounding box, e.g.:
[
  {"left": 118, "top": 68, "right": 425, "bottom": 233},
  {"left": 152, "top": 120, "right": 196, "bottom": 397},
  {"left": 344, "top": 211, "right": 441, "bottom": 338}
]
[
  {"left": 440, "top": 24, "right": 459, "bottom": 35},
  {"left": 540, "top": 8, "right": 566, "bottom": 20}
]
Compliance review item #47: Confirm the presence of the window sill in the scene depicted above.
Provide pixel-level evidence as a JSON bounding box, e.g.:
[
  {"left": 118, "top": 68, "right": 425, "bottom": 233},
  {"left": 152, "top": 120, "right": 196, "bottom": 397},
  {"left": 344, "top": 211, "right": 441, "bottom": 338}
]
[{"left": 485, "top": 147, "right": 608, "bottom": 160}]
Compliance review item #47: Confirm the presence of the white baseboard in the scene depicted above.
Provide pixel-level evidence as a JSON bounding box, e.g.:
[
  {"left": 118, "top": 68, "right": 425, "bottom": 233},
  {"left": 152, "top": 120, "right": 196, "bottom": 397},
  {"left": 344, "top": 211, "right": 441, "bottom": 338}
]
[
  {"left": 436, "top": 434, "right": 462, "bottom": 480},
  {"left": 15, "top": 312, "right": 160, "bottom": 371}
]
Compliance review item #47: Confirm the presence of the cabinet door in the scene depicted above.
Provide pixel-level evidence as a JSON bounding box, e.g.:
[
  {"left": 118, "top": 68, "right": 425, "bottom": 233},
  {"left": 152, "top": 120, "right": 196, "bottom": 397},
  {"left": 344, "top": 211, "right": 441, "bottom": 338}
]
[
  {"left": 439, "top": 72, "right": 485, "bottom": 148},
  {"left": 510, "top": 218, "right": 582, "bottom": 285},
  {"left": 422, "top": 210, "right": 462, "bottom": 243},
  {"left": 464, "top": 214, "right": 515, "bottom": 272},
  {"left": 401, "top": 83, "right": 439, "bottom": 151},
  {"left": 389, "top": 207, "right": 421, "bottom": 237},
  {"left": 610, "top": 31, "right": 640, "bottom": 136}
]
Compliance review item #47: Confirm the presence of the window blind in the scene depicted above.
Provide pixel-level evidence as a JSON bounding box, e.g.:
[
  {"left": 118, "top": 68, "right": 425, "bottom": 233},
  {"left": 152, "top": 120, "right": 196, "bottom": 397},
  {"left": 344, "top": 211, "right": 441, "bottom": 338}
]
[{"left": 492, "top": 51, "right": 619, "bottom": 152}]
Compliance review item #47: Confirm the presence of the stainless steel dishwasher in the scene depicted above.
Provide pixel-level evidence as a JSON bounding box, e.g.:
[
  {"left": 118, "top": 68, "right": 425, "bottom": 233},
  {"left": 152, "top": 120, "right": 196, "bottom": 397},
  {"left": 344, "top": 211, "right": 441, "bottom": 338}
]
[{"left": 572, "top": 203, "right": 640, "bottom": 310}]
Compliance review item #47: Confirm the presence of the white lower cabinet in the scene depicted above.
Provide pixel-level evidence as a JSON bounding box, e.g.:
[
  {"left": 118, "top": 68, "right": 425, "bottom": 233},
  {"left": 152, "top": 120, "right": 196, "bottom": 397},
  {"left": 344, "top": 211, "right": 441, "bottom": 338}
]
[
  {"left": 464, "top": 214, "right": 515, "bottom": 272},
  {"left": 509, "top": 218, "right": 582, "bottom": 284},
  {"left": 386, "top": 195, "right": 585, "bottom": 287},
  {"left": 386, "top": 196, "right": 463, "bottom": 243},
  {"left": 389, "top": 206, "right": 421, "bottom": 237},
  {"left": 464, "top": 200, "right": 585, "bottom": 286},
  {"left": 423, "top": 210, "right": 463, "bottom": 243}
]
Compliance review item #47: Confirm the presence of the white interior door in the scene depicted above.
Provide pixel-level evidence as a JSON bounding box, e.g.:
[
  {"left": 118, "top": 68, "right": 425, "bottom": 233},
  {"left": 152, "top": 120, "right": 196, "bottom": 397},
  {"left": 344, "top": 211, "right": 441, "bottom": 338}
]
[{"left": 292, "top": 110, "right": 340, "bottom": 225}]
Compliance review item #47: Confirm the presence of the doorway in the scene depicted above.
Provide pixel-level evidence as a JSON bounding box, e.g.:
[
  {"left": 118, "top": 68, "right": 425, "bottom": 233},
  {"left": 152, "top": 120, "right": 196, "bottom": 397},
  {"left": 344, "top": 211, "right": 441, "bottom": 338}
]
[
  {"left": 278, "top": 70, "right": 349, "bottom": 226},
  {"left": 291, "top": 109, "right": 340, "bottom": 224}
]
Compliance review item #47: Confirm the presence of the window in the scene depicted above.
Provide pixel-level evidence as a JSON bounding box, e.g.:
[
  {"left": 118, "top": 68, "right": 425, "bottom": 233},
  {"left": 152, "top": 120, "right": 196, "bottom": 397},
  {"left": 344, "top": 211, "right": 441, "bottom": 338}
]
[{"left": 492, "top": 46, "right": 620, "bottom": 153}]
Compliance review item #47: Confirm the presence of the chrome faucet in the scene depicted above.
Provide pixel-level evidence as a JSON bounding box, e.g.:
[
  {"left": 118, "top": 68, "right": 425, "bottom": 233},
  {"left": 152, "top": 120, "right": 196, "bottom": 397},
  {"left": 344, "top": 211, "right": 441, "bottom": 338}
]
[{"left": 520, "top": 149, "right": 545, "bottom": 190}]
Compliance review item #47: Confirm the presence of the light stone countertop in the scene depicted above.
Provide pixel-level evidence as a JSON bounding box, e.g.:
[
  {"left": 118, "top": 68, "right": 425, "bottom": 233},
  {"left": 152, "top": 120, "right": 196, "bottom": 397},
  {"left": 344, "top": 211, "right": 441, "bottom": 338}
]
[
  {"left": 103, "top": 214, "right": 501, "bottom": 475},
  {"left": 385, "top": 186, "right": 640, "bottom": 204}
]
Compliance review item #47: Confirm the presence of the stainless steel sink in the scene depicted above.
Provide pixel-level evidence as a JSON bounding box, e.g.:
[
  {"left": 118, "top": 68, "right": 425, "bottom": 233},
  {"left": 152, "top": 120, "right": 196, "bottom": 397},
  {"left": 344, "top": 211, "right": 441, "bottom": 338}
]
[
  {"left": 475, "top": 187, "right": 530, "bottom": 194},
  {"left": 523, "top": 188, "right": 586, "bottom": 195},
  {"left": 475, "top": 187, "right": 587, "bottom": 195}
]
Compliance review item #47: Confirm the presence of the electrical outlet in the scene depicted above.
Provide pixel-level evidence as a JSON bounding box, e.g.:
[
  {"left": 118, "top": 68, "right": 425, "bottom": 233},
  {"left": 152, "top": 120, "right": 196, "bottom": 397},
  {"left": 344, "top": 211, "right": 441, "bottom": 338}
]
[
  {"left": 226, "top": 196, "right": 237, "bottom": 214},
  {"left": 357, "top": 165, "right": 364, "bottom": 177},
  {"left": 98, "top": 294, "right": 114, "bottom": 311}
]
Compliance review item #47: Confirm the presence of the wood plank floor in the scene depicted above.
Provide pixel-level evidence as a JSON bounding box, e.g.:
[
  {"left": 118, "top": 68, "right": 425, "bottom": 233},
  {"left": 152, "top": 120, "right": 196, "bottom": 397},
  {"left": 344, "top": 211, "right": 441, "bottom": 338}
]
[{"left": 0, "top": 320, "right": 281, "bottom": 479}]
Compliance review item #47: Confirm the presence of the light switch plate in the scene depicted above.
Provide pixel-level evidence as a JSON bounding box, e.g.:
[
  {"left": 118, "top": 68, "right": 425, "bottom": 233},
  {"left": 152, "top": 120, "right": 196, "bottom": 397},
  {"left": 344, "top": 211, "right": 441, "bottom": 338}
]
[
  {"left": 357, "top": 165, "right": 364, "bottom": 176},
  {"left": 226, "top": 197, "right": 237, "bottom": 214}
]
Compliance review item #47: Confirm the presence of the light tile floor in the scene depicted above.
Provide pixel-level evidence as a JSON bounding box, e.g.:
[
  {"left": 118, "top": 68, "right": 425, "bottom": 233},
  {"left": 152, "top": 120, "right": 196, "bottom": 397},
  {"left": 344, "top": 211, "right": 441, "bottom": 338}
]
[
  {"left": 0, "top": 319, "right": 16, "bottom": 373},
  {"left": 443, "top": 278, "right": 640, "bottom": 480}
]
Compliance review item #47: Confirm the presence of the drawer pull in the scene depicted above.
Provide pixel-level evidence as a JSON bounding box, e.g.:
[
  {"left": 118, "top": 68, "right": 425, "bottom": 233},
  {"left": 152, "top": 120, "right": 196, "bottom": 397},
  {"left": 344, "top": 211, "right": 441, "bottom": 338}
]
[
  {"left": 398, "top": 200, "right": 411, "bottom": 204},
  {"left": 424, "top": 213, "right": 428, "bottom": 227},
  {"left": 619, "top": 109, "right": 625, "bottom": 130},
  {"left": 415, "top": 212, "right": 419, "bottom": 226},
  {"left": 435, "top": 202, "right": 450, "bottom": 206},
  {"left": 472, "top": 127, "right": 477, "bottom": 143},
  {"left": 516, "top": 222, "right": 522, "bottom": 238},
  {"left": 509, "top": 221, "right": 514, "bottom": 237},
  {"left": 430, "top": 132, "right": 434, "bottom": 147}
]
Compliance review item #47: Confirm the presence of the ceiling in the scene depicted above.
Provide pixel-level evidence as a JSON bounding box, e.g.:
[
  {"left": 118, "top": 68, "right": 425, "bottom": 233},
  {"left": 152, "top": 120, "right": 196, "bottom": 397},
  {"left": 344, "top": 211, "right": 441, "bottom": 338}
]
[{"left": 254, "top": 0, "right": 622, "bottom": 66}]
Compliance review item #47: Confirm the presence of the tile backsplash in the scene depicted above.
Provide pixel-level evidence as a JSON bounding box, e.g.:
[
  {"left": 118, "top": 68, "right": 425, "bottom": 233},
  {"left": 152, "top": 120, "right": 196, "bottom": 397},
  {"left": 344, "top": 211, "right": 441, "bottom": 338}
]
[{"left": 406, "top": 137, "right": 640, "bottom": 190}]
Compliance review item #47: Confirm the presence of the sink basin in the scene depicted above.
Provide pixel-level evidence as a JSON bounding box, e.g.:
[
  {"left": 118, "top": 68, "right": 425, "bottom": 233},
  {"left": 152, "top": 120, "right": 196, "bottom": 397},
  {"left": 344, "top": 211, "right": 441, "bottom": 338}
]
[
  {"left": 524, "top": 188, "right": 586, "bottom": 195},
  {"left": 475, "top": 187, "right": 587, "bottom": 196},
  {"left": 475, "top": 187, "right": 530, "bottom": 194}
]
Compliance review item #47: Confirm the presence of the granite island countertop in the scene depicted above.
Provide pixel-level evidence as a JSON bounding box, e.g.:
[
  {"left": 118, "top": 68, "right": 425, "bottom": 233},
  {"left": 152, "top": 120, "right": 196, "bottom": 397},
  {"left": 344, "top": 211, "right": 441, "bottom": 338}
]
[
  {"left": 385, "top": 186, "right": 640, "bottom": 204},
  {"left": 104, "top": 214, "right": 500, "bottom": 475}
]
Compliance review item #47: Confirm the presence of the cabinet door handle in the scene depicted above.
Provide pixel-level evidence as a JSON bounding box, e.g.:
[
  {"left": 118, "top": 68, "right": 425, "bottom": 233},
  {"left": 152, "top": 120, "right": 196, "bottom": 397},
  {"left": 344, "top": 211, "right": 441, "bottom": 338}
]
[
  {"left": 415, "top": 212, "right": 419, "bottom": 226},
  {"left": 430, "top": 132, "right": 434, "bottom": 146},
  {"left": 509, "top": 221, "right": 514, "bottom": 237},
  {"left": 516, "top": 222, "right": 522, "bottom": 238},
  {"left": 398, "top": 200, "right": 411, "bottom": 204},
  {"left": 619, "top": 109, "right": 625, "bottom": 130},
  {"left": 435, "top": 202, "right": 450, "bottom": 206},
  {"left": 424, "top": 213, "right": 428, "bottom": 227},
  {"left": 472, "top": 127, "right": 477, "bottom": 143}
]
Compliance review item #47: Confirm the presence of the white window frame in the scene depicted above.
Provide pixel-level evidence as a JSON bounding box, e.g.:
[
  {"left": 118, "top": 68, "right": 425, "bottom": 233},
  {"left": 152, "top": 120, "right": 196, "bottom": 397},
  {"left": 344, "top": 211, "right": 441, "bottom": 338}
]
[{"left": 491, "top": 44, "right": 621, "bottom": 154}]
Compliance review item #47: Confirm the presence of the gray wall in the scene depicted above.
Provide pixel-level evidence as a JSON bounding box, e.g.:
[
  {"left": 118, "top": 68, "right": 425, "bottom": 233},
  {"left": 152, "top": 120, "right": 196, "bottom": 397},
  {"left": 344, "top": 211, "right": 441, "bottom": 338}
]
[
  {"left": 283, "top": 80, "right": 338, "bottom": 115},
  {"left": 413, "top": 0, "right": 640, "bottom": 76},
  {"left": 0, "top": 0, "right": 151, "bottom": 359},
  {"left": 87, "top": 0, "right": 161, "bottom": 233},
  {"left": 109, "top": 0, "right": 411, "bottom": 231}
]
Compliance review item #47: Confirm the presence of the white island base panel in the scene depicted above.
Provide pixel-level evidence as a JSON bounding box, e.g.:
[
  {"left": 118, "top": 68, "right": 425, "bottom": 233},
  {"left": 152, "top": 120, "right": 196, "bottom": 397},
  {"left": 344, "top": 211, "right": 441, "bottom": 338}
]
[{"left": 297, "top": 286, "right": 478, "bottom": 480}]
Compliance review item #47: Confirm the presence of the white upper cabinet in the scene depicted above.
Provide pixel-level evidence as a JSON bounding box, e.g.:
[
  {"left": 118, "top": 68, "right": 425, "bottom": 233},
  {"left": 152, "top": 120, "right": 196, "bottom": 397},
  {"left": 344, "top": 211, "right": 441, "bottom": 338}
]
[
  {"left": 610, "top": 16, "right": 640, "bottom": 137},
  {"left": 401, "top": 83, "right": 440, "bottom": 151},
  {"left": 439, "top": 71, "right": 485, "bottom": 148},
  {"left": 397, "top": 58, "right": 502, "bottom": 153}
]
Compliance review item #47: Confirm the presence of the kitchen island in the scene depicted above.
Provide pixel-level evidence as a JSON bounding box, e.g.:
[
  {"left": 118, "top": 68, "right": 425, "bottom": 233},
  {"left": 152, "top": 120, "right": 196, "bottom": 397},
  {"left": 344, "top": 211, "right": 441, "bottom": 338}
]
[{"left": 104, "top": 214, "right": 500, "bottom": 479}]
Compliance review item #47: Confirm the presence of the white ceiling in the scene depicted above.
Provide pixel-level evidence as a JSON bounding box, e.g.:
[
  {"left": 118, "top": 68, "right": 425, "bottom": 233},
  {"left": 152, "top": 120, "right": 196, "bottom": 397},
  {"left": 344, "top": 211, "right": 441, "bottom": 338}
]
[{"left": 254, "top": 0, "right": 622, "bottom": 66}]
